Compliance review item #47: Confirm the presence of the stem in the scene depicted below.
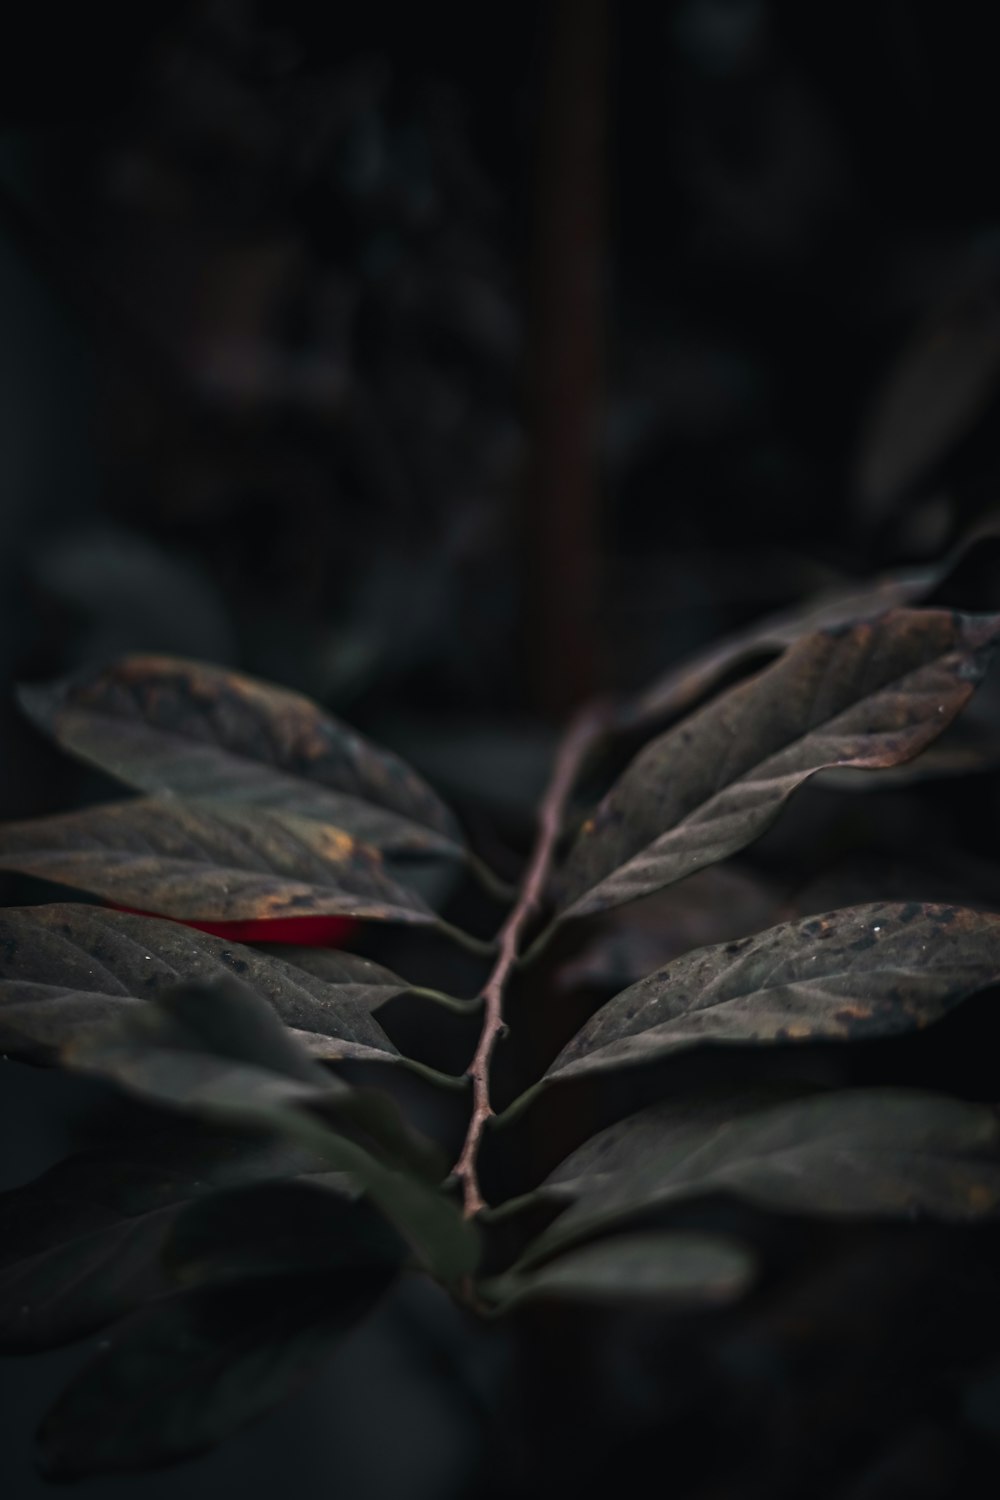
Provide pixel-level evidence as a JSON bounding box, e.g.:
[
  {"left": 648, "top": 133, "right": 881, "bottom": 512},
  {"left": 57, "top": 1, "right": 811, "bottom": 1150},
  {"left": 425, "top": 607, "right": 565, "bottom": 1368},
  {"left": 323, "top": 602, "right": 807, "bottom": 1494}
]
[
  {"left": 399, "top": 1058, "right": 471, "bottom": 1093},
  {"left": 451, "top": 703, "right": 607, "bottom": 1217},
  {"left": 433, "top": 919, "right": 498, "bottom": 958},
  {"left": 407, "top": 985, "right": 483, "bottom": 1016},
  {"left": 463, "top": 851, "right": 519, "bottom": 903}
]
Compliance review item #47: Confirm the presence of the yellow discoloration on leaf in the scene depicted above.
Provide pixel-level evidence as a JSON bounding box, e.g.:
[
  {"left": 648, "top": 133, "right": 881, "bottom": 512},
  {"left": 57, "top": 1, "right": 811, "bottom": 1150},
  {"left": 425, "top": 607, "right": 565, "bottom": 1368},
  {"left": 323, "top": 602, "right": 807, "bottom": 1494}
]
[{"left": 312, "top": 827, "right": 357, "bottom": 861}]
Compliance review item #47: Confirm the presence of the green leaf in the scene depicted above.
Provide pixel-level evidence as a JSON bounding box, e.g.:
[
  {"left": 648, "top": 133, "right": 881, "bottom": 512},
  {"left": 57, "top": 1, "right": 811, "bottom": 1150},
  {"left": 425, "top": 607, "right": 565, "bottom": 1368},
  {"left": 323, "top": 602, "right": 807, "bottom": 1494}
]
[
  {"left": 252, "top": 945, "right": 411, "bottom": 1012},
  {"left": 524, "top": 1089, "right": 1000, "bottom": 1266},
  {"left": 0, "top": 798, "right": 437, "bottom": 928},
  {"left": 485, "top": 1231, "right": 754, "bottom": 1309},
  {"left": 63, "top": 975, "right": 477, "bottom": 1285},
  {"left": 556, "top": 609, "right": 1000, "bottom": 921},
  {"left": 38, "top": 1270, "right": 394, "bottom": 1479},
  {"left": 0, "top": 1128, "right": 351, "bottom": 1351},
  {"left": 19, "top": 654, "right": 463, "bottom": 858},
  {"left": 165, "top": 1180, "right": 405, "bottom": 1286},
  {"left": 547, "top": 901, "right": 1000, "bottom": 1081},
  {"left": 0, "top": 904, "right": 399, "bottom": 1064}
]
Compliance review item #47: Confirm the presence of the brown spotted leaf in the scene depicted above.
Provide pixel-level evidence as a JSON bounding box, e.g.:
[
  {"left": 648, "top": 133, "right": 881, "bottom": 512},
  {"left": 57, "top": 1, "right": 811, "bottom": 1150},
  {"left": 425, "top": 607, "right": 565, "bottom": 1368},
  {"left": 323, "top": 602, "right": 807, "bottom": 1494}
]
[
  {"left": 556, "top": 609, "right": 1000, "bottom": 921},
  {"left": 522, "top": 1089, "right": 1000, "bottom": 1266},
  {"left": 0, "top": 904, "right": 398, "bottom": 1064},
  {"left": 0, "top": 799, "right": 436, "bottom": 929},
  {"left": 547, "top": 902, "right": 1000, "bottom": 1081},
  {"left": 622, "top": 569, "right": 936, "bottom": 731},
  {"left": 621, "top": 521, "right": 1000, "bottom": 733},
  {"left": 18, "top": 655, "right": 462, "bottom": 859}
]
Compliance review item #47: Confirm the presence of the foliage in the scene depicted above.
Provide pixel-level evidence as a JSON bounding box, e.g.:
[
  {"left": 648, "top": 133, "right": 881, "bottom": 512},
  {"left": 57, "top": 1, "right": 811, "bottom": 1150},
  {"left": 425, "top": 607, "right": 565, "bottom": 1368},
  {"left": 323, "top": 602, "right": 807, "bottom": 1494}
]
[{"left": 4, "top": 572, "right": 1000, "bottom": 1479}]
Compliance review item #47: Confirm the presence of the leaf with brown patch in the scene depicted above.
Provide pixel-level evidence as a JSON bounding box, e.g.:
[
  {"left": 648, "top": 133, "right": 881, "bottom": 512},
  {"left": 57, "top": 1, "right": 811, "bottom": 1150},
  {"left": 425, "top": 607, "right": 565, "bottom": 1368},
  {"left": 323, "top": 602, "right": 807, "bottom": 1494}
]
[
  {"left": 555, "top": 609, "right": 1000, "bottom": 922},
  {"left": 0, "top": 799, "right": 437, "bottom": 929},
  {"left": 520, "top": 1089, "right": 1000, "bottom": 1267},
  {"left": 18, "top": 655, "right": 462, "bottom": 859},
  {"left": 0, "top": 904, "right": 399, "bottom": 1064},
  {"left": 546, "top": 901, "right": 1000, "bottom": 1081},
  {"left": 620, "top": 522, "right": 1000, "bottom": 734}
]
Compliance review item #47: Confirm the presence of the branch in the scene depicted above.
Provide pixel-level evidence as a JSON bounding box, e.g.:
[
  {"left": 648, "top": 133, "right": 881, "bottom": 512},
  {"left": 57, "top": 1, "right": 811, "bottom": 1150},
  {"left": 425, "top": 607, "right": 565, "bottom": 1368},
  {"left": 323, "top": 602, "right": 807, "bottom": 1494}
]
[{"left": 452, "top": 703, "right": 607, "bottom": 1217}]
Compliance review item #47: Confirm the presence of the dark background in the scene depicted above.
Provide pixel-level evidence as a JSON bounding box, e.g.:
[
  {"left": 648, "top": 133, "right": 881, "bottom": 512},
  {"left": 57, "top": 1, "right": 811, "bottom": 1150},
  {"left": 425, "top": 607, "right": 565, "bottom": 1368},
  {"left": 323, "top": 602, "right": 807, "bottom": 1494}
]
[{"left": 5, "top": 2, "right": 1000, "bottom": 1496}]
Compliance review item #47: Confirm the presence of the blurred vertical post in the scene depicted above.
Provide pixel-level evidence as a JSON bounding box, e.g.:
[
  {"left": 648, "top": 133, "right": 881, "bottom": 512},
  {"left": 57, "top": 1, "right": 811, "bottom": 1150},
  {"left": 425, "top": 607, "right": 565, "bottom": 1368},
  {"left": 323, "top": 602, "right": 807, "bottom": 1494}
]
[{"left": 523, "top": 0, "right": 607, "bottom": 717}]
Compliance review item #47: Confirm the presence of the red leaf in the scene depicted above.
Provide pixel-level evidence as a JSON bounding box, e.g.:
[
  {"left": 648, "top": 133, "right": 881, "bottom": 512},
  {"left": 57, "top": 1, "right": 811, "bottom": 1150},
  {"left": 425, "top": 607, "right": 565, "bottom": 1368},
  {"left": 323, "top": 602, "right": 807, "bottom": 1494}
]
[{"left": 107, "top": 905, "right": 359, "bottom": 947}]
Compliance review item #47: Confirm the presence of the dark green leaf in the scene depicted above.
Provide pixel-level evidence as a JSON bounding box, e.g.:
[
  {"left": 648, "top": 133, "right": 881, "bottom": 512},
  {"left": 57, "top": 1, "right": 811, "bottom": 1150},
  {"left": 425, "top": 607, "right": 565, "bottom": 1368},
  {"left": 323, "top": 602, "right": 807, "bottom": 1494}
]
[
  {"left": 63, "top": 976, "right": 477, "bottom": 1285},
  {"left": 252, "top": 945, "right": 410, "bottom": 1012},
  {"left": 525, "top": 1089, "right": 1000, "bottom": 1265},
  {"left": 38, "top": 1271, "right": 394, "bottom": 1479},
  {"left": 0, "top": 798, "right": 436, "bottom": 928},
  {"left": 0, "top": 904, "right": 399, "bottom": 1064},
  {"left": 485, "top": 1231, "right": 754, "bottom": 1309},
  {"left": 19, "top": 654, "right": 462, "bottom": 858},
  {"left": 166, "top": 1180, "right": 405, "bottom": 1285},
  {"left": 548, "top": 901, "right": 1000, "bottom": 1081},
  {"left": 0, "top": 1129, "right": 351, "bottom": 1351},
  {"left": 557, "top": 609, "right": 1000, "bottom": 921}
]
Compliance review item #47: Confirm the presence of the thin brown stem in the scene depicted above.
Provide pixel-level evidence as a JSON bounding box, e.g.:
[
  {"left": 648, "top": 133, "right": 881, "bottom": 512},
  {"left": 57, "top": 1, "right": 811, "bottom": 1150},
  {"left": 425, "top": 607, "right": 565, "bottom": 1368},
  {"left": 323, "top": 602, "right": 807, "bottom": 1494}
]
[{"left": 451, "top": 703, "right": 607, "bottom": 1217}]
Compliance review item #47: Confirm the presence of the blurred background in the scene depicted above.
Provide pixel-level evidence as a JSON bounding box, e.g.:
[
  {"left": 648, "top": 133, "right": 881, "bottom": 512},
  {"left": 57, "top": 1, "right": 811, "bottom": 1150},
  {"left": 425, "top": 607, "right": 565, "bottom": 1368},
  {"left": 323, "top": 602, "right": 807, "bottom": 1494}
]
[{"left": 5, "top": 2, "right": 1000, "bottom": 1496}]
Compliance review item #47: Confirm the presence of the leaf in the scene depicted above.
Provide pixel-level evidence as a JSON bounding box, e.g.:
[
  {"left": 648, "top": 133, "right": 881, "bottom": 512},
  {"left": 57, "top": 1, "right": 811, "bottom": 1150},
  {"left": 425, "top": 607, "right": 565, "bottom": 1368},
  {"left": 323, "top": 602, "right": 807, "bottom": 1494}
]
[
  {"left": 620, "top": 521, "right": 1000, "bottom": 734},
  {"left": 524, "top": 1089, "right": 1000, "bottom": 1266},
  {"left": 547, "top": 901, "right": 1000, "bottom": 1081},
  {"left": 485, "top": 1231, "right": 754, "bottom": 1309},
  {"left": 621, "top": 568, "right": 937, "bottom": 732},
  {"left": 0, "top": 798, "right": 437, "bottom": 929},
  {"left": 165, "top": 1180, "right": 405, "bottom": 1286},
  {"left": 63, "top": 976, "right": 477, "bottom": 1285},
  {"left": 19, "top": 654, "right": 463, "bottom": 858},
  {"left": 38, "top": 1270, "right": 394, "bottom": 1479},
  {"left": 556, "top": 865, "right": 781, "bottom": 994},
  {"left": 0, "top": 1128, "right": 352, "bottom": 1351},
  {"left": 0, "top": 904, "right": 399, "bottom": 1065},
  {"left": 253, "top": 944, "right": 411, "bottom": 1012},
  {"left": 556, "top": 609, "right": 1000, "bottom": 921}
]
